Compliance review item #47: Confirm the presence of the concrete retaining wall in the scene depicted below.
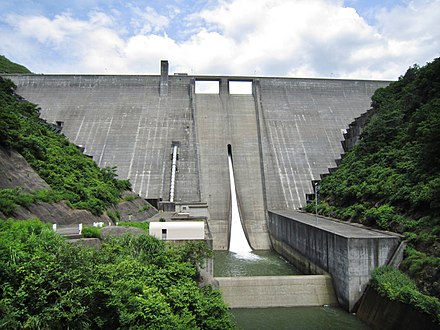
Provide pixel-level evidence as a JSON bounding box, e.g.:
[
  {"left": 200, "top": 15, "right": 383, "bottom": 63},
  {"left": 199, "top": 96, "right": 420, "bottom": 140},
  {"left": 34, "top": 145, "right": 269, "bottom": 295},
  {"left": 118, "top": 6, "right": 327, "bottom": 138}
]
[
  {"left": 216, "top": 275, "right": 337, "bottom": 308},
  {"left": 357, "top": 287, "right": 439, "bottom": 330},
  {"left": 268, "top": 210, "right": 401, "bottom": 312}
]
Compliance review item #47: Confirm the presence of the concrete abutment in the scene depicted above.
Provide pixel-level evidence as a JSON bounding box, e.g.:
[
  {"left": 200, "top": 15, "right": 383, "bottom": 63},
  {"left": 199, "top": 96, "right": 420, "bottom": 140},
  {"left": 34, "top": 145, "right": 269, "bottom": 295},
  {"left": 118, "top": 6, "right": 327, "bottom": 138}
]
[{"left": 268, "top": 210, "right": 402, "bottom": 311}]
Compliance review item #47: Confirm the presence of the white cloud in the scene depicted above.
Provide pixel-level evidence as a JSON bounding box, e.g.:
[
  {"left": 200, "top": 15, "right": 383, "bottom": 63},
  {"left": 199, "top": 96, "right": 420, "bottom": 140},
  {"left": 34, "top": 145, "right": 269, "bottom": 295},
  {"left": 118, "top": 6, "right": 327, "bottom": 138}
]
[
  {"left": 1, "top": 0, "right": 439, "bottom": 79},
  {"left": 128, "top": 5, "right": 170, "bottom": 35}
]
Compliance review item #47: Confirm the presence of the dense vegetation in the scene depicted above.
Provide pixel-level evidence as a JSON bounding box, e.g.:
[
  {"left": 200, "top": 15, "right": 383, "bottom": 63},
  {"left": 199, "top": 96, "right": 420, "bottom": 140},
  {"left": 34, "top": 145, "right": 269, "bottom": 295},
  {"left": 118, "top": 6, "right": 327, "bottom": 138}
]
[
  {"left": 305, "top": 58, "right": 440, "bottom": 306},
  {"left": 0, "top": 55, "right": 31, "bottom": 74},
  {"left": 371, "top": 266, "right": 440, "bottom": 323},
  {"left": 0, "top": 219, "right": 235, "bottom": 329},
  {"left": 0, "top": 76, "right": 130, "bottom": 215}
]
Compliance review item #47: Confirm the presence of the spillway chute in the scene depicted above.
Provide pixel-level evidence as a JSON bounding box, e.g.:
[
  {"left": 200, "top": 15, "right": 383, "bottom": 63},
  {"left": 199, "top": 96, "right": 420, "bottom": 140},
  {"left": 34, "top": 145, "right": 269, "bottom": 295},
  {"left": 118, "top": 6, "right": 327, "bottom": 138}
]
[{"left": 228, "top": 146, "right": 257, "bottom": 259}]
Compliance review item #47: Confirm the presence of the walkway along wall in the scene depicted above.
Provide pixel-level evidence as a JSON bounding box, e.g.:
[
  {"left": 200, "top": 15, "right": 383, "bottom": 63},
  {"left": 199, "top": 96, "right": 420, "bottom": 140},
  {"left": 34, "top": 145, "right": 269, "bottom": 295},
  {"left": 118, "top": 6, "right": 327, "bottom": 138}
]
[{"left": 268, "top": 210, "right": 401, "bottom": 312}]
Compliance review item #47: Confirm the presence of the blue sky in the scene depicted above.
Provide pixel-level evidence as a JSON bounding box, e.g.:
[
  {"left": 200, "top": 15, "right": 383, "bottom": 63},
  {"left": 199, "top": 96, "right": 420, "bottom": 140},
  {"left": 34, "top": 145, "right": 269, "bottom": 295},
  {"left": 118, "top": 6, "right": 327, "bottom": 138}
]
[{"left": 1, "top": 0, "right": 439, "bottom": 79}]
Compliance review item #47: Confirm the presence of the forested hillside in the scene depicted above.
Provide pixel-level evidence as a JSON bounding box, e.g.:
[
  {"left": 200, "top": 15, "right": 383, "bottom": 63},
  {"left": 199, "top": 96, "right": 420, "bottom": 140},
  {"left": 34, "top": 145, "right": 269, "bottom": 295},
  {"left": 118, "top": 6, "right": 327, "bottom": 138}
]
[
  {"left": 305, "top": 58, "right": 440, "bottom": 300},
  {"left": 0, "top": 55, "right": 31, "bottom": 74},
  {"left": 0, "top": 76, "right": 131, "bottom": 216}
]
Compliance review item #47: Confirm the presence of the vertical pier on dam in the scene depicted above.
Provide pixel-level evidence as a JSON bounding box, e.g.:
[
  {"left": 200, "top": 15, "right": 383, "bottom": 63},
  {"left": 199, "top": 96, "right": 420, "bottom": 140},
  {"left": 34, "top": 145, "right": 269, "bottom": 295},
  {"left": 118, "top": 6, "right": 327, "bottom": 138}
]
[{"left": 194, "top": 78, "right": 269, "bottom": 250}]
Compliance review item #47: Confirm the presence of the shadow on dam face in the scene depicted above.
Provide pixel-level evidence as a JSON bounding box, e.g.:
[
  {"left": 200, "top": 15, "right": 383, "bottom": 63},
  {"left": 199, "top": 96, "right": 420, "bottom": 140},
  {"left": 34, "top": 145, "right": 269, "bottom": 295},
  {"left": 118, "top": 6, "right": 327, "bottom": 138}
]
[{"left": 2, "top": 68, "right": 391, "bottom": 251}]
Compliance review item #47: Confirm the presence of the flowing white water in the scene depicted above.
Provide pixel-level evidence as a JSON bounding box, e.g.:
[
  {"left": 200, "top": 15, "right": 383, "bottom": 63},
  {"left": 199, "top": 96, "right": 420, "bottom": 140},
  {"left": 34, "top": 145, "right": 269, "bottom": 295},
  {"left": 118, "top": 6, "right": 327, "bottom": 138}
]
[{"left": 228, "top": 154, "right": 254, "bottom": 256}]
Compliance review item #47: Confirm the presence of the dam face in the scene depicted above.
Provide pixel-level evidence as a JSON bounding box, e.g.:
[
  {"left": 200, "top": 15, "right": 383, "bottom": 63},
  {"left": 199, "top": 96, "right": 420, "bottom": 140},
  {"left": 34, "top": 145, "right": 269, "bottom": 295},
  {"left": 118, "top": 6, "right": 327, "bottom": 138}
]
[{"left": 4, "top": 65, "right": 389, "bottom": 250}]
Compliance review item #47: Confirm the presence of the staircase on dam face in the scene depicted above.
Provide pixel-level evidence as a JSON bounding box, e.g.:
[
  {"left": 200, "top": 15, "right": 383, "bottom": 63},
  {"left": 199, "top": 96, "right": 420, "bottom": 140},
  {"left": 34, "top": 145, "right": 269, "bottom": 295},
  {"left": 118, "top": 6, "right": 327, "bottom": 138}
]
[{"left": 255, "top": 78, "right": 390, "bottom": 211}]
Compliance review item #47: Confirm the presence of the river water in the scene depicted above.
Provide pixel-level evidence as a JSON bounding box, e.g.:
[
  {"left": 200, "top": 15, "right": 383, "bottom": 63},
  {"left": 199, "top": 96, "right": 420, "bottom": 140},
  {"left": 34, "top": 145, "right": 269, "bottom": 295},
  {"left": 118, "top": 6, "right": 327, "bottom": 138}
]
[
  {"left": 230, "top": 306, "right": 370, "bottom": 330},
  {"left": 214, "top": 250, "right": 301, "bottom": 277},
  {"left": 214, "top": 251, "right": 370, "bottom": 329},
  {"left": 224, "top": 152, "right": 370, "bottom": 329}
]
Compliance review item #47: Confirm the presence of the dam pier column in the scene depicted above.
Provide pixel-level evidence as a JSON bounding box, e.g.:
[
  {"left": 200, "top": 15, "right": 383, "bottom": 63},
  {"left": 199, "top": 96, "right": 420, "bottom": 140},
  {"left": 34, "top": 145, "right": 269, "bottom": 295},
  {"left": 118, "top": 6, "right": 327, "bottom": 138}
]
[
  {"left": 194, "top": 78, "right": 270, "bottom": 250},
  {"left": 228, "top": 80, "right": 270, "bottom": 249}
]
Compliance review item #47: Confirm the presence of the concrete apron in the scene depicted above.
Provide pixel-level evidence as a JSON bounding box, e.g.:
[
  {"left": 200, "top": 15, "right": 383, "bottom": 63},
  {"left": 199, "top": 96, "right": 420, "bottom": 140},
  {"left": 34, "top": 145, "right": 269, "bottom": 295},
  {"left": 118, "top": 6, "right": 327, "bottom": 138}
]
[{"left": 215, "top": 275, "right": 337, "bottom": 308}]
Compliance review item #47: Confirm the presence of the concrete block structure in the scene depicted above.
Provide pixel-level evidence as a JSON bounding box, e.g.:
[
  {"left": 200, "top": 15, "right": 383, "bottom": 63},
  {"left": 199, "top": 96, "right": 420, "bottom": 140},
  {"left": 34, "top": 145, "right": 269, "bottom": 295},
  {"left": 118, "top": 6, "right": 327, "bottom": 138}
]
[
  {"left": 149, "top": 221, "right": 205, "bottom": 240},
  {"left": 268, "top": 210, "right": 401, "bottom": 311},
  {"left": 216, "top": 275, "right": 337, "bottom": 308}
]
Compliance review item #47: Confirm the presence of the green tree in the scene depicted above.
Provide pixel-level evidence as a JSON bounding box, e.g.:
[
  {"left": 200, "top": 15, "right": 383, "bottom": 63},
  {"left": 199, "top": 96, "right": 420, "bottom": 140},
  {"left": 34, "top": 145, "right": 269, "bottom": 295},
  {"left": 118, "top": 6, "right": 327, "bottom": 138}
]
[{"left": 0, "top": 219, "right": 236, "bottom": 329}]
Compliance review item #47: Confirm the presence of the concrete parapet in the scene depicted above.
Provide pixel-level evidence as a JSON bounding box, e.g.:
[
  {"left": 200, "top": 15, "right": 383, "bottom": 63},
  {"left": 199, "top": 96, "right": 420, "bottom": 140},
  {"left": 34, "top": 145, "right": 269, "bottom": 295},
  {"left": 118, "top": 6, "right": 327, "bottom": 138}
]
[
  {"left": 268, "top": 210, "right": 401, "bottom": 312},
  {"left": 216, "top": 275, "right": 337, "bottom": 308}
]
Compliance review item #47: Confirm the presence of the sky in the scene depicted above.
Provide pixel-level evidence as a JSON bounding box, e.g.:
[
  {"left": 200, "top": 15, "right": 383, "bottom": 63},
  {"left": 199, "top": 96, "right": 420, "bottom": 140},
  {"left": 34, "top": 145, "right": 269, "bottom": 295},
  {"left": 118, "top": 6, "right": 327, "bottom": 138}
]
[{"left": 0, "top": 0, "right": 439, "bottom": 80}]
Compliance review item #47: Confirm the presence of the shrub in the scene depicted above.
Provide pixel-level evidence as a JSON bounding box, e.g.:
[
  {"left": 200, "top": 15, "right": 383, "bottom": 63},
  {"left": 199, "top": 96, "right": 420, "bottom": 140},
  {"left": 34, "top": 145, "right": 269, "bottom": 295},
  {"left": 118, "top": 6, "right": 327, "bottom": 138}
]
[
  {"left": 0, "top": 188, "right": 20, "bottom": 214},
  {"left": 371, "top": 266, "right": 440, "bottom": 324},
  {"left": 363, "top": 204, "right": 395, "bottom": 230},
  {"left": 0, "top": 219, "right": 236, "bottom": 329},
  {"left": 122, "top": 194, "right": 139, "bottom": 202},
  {"left": 81, "top": 226, "right": 102, "bottom": 238},
  {"left": 0, "top": 188, "right": 66, "bottom": 215},
  {"left": 106, "top": 210, "right": 121, "bottom": 222},
  {"left": 139, "top": 204, "right": 151, "bottom": 212}
]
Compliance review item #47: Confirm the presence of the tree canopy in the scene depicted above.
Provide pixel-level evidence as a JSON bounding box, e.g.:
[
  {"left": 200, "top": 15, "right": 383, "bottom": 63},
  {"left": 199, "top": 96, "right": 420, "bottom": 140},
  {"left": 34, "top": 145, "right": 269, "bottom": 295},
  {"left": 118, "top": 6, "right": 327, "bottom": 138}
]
[{"left": 0, "top": 219, "right": 235, "bottom": 329}]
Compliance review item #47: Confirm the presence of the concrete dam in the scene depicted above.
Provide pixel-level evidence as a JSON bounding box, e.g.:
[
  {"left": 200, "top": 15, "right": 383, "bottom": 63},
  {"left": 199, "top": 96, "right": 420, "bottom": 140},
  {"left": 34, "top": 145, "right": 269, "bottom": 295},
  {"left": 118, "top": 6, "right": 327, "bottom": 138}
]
[
  {"left": 5, "top": 62, "right": 389, "bottom": 251},
  {"left": 4, "top": 61, "right": 403, "bottom": 311}
]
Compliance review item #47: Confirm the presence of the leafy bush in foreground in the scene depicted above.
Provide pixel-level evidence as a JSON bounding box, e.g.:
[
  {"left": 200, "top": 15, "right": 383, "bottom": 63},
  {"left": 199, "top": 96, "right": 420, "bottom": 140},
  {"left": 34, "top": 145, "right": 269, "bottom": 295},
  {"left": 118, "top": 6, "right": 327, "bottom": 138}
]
[
  {"left": 0, "top": 219, "right": 235, "bottom": 329},
  {"left": 81, "top": 226, "right": 102, "bottom": 238}
]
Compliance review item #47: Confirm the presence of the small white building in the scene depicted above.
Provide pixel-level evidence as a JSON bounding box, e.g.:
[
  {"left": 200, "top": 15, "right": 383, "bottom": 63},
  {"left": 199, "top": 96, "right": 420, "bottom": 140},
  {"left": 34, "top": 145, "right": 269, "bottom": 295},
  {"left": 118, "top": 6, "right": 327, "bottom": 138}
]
[{"left": 149, "top": 221, "right": 205, "bottom": 240}]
